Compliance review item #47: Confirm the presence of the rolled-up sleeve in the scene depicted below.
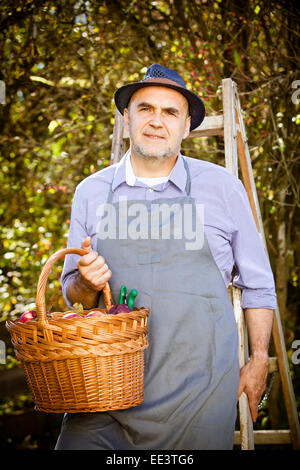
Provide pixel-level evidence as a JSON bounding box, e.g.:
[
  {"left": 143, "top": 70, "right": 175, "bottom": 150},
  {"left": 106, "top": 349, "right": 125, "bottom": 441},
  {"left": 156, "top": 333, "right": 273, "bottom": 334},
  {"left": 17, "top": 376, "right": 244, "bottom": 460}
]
[
  {"left": 61, "top": 187, "right": 88, "bottom": 308},
  {"left": 229, "top": 179, "right": 277, "bottom": 310}
]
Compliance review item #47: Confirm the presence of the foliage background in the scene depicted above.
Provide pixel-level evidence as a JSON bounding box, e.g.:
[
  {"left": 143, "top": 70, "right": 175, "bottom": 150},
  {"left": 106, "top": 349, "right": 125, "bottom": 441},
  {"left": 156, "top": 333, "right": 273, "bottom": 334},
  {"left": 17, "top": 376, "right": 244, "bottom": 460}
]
[{"left": 0, "top": 0, "right": 299, "bottom": 449}]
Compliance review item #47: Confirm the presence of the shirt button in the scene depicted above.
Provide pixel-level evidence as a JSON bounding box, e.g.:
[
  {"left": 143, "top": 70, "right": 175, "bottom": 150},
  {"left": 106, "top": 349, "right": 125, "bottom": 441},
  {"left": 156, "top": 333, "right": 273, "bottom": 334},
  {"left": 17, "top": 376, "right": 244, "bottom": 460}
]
[{"left": 148, "top": 188, "right": 153, "bottom": 192}]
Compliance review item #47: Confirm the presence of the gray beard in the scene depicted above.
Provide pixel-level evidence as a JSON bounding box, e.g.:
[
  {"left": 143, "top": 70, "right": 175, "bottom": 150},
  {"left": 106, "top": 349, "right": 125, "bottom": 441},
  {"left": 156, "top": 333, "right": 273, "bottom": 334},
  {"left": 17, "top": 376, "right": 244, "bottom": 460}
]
[{"left": 132, "top": 142, "right": 175, "bottom": 161}]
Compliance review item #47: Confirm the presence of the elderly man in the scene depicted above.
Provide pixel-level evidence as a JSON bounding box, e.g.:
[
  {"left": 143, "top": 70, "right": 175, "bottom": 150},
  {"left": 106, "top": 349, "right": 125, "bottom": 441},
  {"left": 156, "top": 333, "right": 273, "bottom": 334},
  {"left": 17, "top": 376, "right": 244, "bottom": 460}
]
[{"left": 55, "top": 64, "right": 276, "bottom": 450}]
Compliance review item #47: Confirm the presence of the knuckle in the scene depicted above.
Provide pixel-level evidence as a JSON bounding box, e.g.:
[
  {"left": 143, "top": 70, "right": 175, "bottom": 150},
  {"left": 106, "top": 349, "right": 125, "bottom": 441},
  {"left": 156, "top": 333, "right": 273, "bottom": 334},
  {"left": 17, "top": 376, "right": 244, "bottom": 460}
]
[
  {"left": 90, "top": 251, "right": 99, "bottom": 262},
  {"left": 98, "top": 272, "right": 111, "bottom": 288},
  {"left": 84, "top": 273, "right": 93, "bottom": 284},
  {"left": 77, "top": 264, "right": 85, "bottom": 276},
  {"left": 79, "top": 252, "right": 97, "bottom": 266}
]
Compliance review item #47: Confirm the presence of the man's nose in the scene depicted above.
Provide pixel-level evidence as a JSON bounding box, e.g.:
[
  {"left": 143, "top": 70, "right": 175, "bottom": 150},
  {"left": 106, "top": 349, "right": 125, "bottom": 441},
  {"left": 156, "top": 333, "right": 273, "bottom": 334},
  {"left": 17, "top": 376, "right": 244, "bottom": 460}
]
[{"left": 149, "top": 111, "right": 163, "bottom": 127}]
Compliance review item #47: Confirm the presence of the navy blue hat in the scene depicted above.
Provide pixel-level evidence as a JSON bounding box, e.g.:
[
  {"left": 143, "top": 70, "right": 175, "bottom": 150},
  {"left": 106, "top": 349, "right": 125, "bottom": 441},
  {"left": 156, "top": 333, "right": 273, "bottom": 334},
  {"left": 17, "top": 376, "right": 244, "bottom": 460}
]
[{"left": 114, "top": 64, "right": 205, "bottom": 131}]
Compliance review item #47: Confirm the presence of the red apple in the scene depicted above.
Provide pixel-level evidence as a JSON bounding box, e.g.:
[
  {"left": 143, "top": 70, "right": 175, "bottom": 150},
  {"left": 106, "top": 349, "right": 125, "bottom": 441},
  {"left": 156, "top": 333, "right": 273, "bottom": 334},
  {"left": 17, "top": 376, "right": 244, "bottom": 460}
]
[
  {"left": 86, "top": 310, "right": 104, "bottom": 318},
  {"left": 62, "top": 312, "right": 79, "bottom": 319},
  {"left": 107, "top": 304, "right": 132, "bottom": 315},
  {"left": 19, "top": 310, "right": 37, "bottom": 323}
]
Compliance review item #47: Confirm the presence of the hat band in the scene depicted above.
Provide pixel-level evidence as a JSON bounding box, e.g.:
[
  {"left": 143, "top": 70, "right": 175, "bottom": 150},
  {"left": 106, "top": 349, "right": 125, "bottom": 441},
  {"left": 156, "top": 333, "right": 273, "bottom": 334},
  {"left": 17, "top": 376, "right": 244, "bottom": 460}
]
[{"left": 142, "top": 77, "right": 185, "bottom": 89}]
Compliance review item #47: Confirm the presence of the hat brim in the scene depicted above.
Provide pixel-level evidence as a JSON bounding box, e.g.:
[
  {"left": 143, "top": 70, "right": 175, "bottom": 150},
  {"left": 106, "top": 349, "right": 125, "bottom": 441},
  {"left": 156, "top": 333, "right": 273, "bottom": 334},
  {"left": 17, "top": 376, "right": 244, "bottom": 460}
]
[{"left": 114, "top": 81, "right": 205, "bottom": 131}]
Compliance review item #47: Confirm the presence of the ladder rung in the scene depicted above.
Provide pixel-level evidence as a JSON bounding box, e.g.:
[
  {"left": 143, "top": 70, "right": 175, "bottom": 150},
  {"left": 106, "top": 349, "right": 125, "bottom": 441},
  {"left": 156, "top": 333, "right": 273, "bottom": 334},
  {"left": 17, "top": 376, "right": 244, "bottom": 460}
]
[
  {"left": 189, "top": 115, "right": 224, "bottom": 138},
  {"left": 234, "top": 430, "right": 292, "bottom": 445},
  {"left": 268, "top": 356, "right": 278, "bottom": 373}
]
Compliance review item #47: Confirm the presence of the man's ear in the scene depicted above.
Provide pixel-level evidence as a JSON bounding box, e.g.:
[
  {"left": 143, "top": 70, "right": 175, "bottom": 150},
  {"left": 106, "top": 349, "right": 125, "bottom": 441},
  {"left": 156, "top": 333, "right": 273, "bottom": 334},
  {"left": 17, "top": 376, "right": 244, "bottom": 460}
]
[
  {"left": 123, "top": 108, "right": 129, "bottom": 131},
  {"left": 183, "top": 115, "right": 191, "bottom": 139}
]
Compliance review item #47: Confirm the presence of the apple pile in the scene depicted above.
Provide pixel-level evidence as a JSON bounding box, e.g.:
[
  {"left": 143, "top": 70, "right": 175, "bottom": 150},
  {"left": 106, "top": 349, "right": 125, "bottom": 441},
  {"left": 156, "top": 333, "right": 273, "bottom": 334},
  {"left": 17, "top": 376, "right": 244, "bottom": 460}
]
[
  {"left": 62, "top": 310, "right": 104, "bottom": 319},
  {"left": 17, "top": 286, "right": 138, "bottom": 323},
  {"left": 62, "top": 304, "right": 132, "bottom": 318},
  {"left": 61, "top": 302, "right": 105, "bottom": 319},
  {"left": 61, "top": 287, "right": 138, "bottom": 317}
]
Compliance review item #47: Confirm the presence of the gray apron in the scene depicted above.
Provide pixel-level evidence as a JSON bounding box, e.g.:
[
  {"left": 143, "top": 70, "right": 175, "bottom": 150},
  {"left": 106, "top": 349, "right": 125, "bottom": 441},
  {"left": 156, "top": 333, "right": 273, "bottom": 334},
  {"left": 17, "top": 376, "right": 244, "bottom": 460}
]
[{"left": 55, "top": 159, "right": 239, "bottom": 450}]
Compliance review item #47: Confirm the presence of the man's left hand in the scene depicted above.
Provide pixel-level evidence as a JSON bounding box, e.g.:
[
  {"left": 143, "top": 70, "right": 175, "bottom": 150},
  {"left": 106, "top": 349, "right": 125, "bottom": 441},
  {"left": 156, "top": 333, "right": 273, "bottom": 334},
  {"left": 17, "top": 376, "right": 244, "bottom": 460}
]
[{"left": 238, "top": 353, "right": 269, "bottom": 422}]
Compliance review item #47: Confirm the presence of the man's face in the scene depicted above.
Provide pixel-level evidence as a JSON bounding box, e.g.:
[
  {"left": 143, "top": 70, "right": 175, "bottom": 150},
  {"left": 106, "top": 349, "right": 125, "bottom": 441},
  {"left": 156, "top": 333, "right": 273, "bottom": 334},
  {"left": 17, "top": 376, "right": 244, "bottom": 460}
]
[{"left": 124, "top": 86, "right": 191, "bottom": 161}]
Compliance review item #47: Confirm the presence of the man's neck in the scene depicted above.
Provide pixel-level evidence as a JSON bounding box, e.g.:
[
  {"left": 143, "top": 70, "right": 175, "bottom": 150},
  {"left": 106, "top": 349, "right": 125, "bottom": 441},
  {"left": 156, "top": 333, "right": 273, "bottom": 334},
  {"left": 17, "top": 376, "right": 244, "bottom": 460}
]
[{"left": 130, "top": 151, "right": 178, "bottom": 178}]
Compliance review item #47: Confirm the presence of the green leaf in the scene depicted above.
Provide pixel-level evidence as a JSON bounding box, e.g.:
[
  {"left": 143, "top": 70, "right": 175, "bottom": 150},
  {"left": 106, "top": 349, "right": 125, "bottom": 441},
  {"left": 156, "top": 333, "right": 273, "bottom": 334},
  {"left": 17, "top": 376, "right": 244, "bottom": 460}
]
[{"left": 233, "top": 49, "right": 242, "bottom": 68}]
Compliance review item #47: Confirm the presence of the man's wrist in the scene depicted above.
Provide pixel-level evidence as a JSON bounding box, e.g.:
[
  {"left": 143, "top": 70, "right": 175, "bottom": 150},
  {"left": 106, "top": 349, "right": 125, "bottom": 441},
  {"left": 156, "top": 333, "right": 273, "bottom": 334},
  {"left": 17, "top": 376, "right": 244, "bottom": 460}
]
[
  {"left": 66, "top": 273, "right": 100, "bottom": 310},
  {"left": 74, "top": 272, "right": 99, "bottom": 294},
  {"left": 250, "top": 350, "right": 269, "bottom": 363}
]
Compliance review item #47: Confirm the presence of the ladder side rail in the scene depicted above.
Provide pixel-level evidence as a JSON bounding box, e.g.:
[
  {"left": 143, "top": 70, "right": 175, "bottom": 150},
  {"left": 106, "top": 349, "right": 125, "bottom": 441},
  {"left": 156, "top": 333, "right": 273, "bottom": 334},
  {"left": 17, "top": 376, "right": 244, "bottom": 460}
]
[
  {"left": 222, "top": 78, "right": 254, "bottom": 450},
  {"left": 111, "top": 109, "right": 126, "bottom": 165},
  {"left": 233, "top": 85, "right": 263, "bottom": 236},
  {"left": 232, "top": 286, "right": 255, "bottom": 450},
  {"left": 222, "top": 79, "right": 238, "bottom": 177}
]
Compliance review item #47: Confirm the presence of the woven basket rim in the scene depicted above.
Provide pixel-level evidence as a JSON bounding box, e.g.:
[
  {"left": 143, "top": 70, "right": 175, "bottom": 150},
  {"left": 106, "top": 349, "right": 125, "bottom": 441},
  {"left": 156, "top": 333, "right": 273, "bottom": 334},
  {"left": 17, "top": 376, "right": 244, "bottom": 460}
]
[{"left": 6, "top": 305, "right": 149, "bottom": 349}]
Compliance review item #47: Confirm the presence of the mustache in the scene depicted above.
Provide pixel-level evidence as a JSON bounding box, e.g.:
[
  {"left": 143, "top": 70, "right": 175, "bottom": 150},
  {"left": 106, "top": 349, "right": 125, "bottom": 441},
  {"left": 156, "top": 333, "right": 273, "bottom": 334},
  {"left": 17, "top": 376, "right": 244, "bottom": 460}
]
[{"left": 143, "top": 131, "right": 166, "bottom": 138}]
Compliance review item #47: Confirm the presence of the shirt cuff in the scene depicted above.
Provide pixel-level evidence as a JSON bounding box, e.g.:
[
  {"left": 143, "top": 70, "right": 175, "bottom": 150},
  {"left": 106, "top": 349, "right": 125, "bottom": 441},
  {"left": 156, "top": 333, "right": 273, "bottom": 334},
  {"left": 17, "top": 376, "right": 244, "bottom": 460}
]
[
  {"left": 241, "top": 288, "right": 278, "bottom": 310},
  {"left": 61, "top": 275, "right": 76, "bottom": 310}
]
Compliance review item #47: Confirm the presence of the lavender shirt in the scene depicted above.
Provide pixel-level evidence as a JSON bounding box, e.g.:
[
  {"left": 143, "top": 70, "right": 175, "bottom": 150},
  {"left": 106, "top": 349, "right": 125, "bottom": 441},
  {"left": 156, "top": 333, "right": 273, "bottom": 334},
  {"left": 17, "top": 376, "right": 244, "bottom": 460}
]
[{"left": 61, "top": 151, "right": 277, "bottom": 310}]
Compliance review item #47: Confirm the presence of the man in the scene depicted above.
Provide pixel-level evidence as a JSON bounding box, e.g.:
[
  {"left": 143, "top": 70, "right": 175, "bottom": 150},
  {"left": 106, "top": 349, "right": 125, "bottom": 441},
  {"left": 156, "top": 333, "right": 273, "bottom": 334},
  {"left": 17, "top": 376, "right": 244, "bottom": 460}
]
[{"left": 55, "top": 64, "right": 276, "bottom": 450}]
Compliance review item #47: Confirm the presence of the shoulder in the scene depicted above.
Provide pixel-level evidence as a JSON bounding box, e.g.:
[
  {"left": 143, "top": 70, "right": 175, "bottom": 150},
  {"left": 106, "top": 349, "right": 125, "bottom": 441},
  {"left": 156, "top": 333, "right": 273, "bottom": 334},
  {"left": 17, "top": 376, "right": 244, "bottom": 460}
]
[
  {"left": 183, "top": 155, "right": 241, "bottom": 194},
  {"left": 74, "top": 164, "right": 116, "bottom": 200}
]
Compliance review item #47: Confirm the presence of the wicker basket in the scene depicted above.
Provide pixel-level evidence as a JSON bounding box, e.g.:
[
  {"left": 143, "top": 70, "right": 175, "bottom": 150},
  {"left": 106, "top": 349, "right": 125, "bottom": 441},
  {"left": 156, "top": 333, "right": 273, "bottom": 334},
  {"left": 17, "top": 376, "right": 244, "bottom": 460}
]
[{"left": 6, "top": 247, "right": 149, "bottom": 413}]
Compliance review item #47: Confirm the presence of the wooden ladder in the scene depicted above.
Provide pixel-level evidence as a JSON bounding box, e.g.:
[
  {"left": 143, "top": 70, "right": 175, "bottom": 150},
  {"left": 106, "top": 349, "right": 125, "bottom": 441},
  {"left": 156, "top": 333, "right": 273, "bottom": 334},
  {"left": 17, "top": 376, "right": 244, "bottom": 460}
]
[{"left": 110, "top": 78, "right": 300, "bottom": 450}]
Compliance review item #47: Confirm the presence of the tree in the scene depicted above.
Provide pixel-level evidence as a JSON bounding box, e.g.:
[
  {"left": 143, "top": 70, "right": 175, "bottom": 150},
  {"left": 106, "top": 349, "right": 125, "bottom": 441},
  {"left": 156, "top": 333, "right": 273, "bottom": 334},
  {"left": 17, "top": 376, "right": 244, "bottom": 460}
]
[{"left": 0, "top": 0, "right": 299, "bottom": 440}]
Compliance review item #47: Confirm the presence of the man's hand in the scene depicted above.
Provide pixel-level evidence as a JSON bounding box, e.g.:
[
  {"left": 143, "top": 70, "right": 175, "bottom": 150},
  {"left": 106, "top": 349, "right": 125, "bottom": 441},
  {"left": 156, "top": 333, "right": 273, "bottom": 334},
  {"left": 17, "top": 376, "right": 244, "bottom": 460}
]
[
  {"left": 237, "top": 307, "right": 273, "bottom": 422},
  {"left": 78, "top": 237, "right": 112, "bottom": 292},
  {"left": 238, "top": 353, "right": 269, "bottom": 422},
  {"left": 66, "top": 236, "right": 112, "bottom": 309}
]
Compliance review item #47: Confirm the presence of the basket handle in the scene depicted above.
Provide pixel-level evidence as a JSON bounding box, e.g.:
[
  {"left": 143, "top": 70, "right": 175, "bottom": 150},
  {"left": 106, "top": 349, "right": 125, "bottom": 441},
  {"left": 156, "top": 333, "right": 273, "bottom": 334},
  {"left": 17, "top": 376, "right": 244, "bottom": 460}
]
[{"left": 35, "top": 248, "right": 114, "bottom": 324}]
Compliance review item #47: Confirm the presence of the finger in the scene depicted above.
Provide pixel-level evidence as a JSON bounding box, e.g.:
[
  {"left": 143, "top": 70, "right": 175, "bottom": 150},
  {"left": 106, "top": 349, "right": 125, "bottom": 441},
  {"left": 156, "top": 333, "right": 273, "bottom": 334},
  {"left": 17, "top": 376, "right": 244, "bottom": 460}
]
[
  {"left": 79, "top": 261, "right": 109, "bottom": 281},
  {"left": 249, "top": 399, "right": 258, "bottom": 422},
  {"left": 81, "top": 236, "right": 92, "bottom": 252},
  {"left": 83, "top": 256, "right": 107, "bottom": 273},
  {"left": 246, "top": 388, "right": 262, "bottom": 422},
  {"left": 94, "top": 269, "right": 112, "bottom": 290},
  {"left": 82, "top": 268, "right": 112, "bottom": 291},
  {"left": 88, "top": 257, "right": 107, "bottom": 273},
  {"left": 237, "top": 374, "right": 246, "bottom": 399},
  {"left": 78, "top": 250, "right": 99, "bottom": 267}
]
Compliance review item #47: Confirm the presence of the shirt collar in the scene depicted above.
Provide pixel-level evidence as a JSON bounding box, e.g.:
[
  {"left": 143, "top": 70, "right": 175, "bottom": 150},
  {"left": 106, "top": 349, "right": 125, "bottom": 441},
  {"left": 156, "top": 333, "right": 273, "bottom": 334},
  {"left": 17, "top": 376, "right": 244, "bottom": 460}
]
[
  {"left": 111, "top": 150, "right": 129, "bottom": 192},
  {"left": 111, "top": 149, "right": 187, "bottom": 193}
]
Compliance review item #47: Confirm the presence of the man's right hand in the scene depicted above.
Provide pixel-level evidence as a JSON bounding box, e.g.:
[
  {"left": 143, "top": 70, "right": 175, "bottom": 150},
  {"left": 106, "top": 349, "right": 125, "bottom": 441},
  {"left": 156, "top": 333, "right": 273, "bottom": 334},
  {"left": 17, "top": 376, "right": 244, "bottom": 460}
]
[{"left": 77, "top": 236, "right": 112, "bottom": 292}]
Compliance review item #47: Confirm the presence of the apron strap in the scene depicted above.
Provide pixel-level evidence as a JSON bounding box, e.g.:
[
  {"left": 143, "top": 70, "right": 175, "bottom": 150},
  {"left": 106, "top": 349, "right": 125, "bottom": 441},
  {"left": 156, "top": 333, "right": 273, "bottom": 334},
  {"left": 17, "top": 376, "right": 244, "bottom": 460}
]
[
  {"left": 182, "top": 157, "right": 191, "bottom": 196},
  {"left": 106, "top": 155, "right": 192, "bottom": 203},
  {"left": 106, "top": 186, "right": 114, "bottom": 204}
]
